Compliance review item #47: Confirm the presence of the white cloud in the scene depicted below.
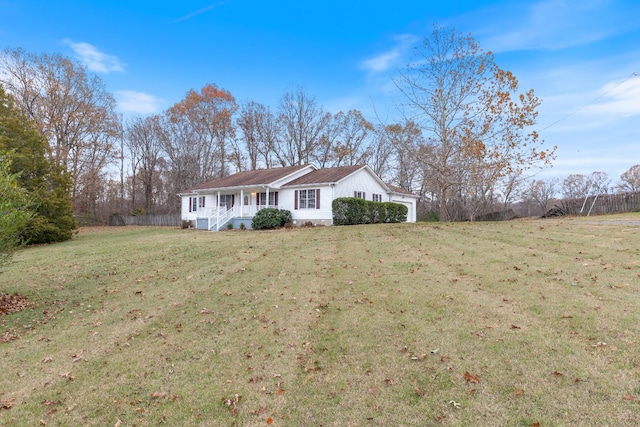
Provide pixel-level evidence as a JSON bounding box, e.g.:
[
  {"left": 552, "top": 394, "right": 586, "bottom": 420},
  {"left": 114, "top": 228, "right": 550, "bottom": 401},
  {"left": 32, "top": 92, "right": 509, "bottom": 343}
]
[
  {"left": 115, "top": 90, "right": 164, "bottom": 115},
  {"left": 361, "top": 34, "right": 417, "bottom": 73},
  {"left": 177, "top": 2, "right": 226, "bottom": 22},
  {"left": 64, "top": 39, "right": 125, "bottom": 73},
  {"left": 583, "top": 75, "right": 640, "bottom": 117},
  {"left": 465, "top": 0, "right": 631, "bottom": 53}
]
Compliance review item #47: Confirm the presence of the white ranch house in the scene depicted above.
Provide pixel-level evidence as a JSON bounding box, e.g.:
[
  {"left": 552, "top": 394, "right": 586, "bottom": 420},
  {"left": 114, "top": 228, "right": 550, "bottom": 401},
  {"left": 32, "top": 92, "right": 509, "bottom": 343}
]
[{"left": 179, "top": 164, "right": 419, "bottom": 231}]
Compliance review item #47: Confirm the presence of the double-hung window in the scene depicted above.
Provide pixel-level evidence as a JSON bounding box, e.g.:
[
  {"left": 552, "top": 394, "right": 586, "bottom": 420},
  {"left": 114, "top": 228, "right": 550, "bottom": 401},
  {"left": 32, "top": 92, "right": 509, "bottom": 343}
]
[
  {"left": 372, "top": 193, "right": 382, "bottom": 202},
  {"left": 257, "top": 192, "right": 278, "bottom": 207},
  {"left": 354, "top": 191, "right": 365, "bottom": 199},
  {"left": 295, "top": 189, "right": 320, "bottom": 209}
]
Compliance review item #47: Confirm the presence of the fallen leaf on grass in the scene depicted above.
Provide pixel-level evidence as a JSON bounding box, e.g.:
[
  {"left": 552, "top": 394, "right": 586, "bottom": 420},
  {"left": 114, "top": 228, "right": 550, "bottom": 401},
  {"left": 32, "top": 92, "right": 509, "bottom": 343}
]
[
  {"left": 514, "top": 389, "right": 524, "bottom": 397},
  {"left": 623, "top": 395, "right": 637, "bottom": 401},
  {"left": 115, "top": 419, "right": 122, "bottom": 427},
  {"left": 510, "top": 325, "right": 521, "bottom": 329},
  {"left": 552, "top": 371, "right": 563, "bottom": 377},
  {"left": 59, "top": 372, "right": 75, "bottom": 381},
  {"left": 1, "top": 397, "right": 15, "bottom": 410},
  {"left": 267, "top": 417, "right": 273, "bottom": 424},
  {"left": 463, "top": 371, "right": 480, "bottom": 384},
  {"left": 150, "top": 391, "right": 166, "bottom": 399},
  {"left": 561, "top": 314, "right": 573, "bottom": 319},
  {"left": 222, "top": 394, "right": 242, "bottom": 415},
  {"left": 411, "top": 353, "right": 427, "bottom": 360}
]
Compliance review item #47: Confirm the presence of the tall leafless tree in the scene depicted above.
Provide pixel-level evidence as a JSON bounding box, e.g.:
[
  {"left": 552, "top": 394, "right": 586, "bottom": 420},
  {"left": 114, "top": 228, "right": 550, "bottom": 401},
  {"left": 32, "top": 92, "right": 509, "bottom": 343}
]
[
  {"left": 276, "top": 88, "right": 330, "bottom": 166},
  {"left": 393, "top": 26, "right": 554, "bottom": 221},
  {"left": 0, "top": 47, "right": 119, "bottom": 215}
]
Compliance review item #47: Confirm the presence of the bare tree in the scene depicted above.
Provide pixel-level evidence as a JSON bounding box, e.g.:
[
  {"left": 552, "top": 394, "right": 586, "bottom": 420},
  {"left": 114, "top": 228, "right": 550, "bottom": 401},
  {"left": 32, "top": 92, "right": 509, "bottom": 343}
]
[
  {"left": 276, "top": 88, "right": 330, "bottom": 166},
  {"left": 125, "top": 115, "right": 163, "bottom": 213},
  {"left": 561, "top": 174, "right": 591, "bottom": 199},
  {"left": 617, "top": 164, "right": 640, "bottom": 193},
  {"left": 525, "top": 178, "right": 558, "bottom": 216},
  {"left": 589, "top": 171, "right": 610, "bottom": 195},
  {"left": 368, "top": 124, "right": 396, "bottom": 182},
  {"left": 383, "top": 121, "right": 424, "bottom": 191},
  {"left": 0, "top": 48, "right": 119, "bottom": 214},
  {"left": 237, "top": 101, "right": 281, "bottom": 169},
  {"left": 329, "top": 110, "right": 374, "bottom": 167},
  {"left": 393, "top": 26, "right": 554, "bottom": 221}
]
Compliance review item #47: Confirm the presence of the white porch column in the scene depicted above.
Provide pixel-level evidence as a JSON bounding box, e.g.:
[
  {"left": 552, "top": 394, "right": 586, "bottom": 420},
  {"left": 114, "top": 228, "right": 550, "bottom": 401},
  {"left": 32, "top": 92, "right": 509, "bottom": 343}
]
[
  {"left": 217, "top": 191, "right": 220, "bottom": 207},
  {"left": 265, "top": 187, "right": 270, "bottom": 208},
  {"left": 240, "top": 189, "right": 244, "bottom": 217}
]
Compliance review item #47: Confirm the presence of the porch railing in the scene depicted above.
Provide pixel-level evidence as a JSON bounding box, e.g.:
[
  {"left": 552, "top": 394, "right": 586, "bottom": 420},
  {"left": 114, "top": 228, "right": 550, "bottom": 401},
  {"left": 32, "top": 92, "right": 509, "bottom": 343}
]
[
  {"left": 209, "top": 207, "right": 234, "bottom": 231},
  {"left": 200, "top": 204, "right": 280, "bottom": 231}
]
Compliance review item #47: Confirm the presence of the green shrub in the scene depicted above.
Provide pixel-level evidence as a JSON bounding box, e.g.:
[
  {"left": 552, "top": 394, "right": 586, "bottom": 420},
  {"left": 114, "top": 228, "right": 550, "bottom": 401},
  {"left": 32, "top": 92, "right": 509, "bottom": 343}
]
[
  {"left": 21, "top": 216, "right": 73, "bottom": 244},
  {"left": 239, "top": 223, "right": 246, "bottom": 230},
  {"left": 252, "top": 208, "right": 292, "bottom": 230},
  {"left": 332, "top": 198, "right": 408, "bottom": 226},
  {"left": 226, "top": 222, "right": 234, "bottom": 230}
]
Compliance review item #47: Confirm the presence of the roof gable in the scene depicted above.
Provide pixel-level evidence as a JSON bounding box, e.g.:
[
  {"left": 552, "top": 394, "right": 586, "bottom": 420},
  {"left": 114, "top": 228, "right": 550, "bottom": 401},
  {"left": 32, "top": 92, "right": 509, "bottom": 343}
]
[
  {"left": 282, "top": 165, "right": 367, "bottom": 187},
  {"left": 186, "top": 165, "right": 313, "bottom": 192}
]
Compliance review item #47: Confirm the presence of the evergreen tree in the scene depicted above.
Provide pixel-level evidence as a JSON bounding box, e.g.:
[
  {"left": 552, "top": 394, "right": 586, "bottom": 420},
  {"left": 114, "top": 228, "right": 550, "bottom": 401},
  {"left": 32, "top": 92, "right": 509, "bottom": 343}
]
[
  {"left": 0, "top": 85, "right": 76, "bottom": 243},
  {"left": 0, "top": 152, "right": 31, "bottom": 269}
]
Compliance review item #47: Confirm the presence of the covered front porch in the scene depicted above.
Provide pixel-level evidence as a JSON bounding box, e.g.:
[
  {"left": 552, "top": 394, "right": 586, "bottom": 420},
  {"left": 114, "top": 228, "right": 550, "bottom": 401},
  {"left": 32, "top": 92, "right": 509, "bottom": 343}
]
[{"left": 194, "top": 188, "right": 280, "bottom": 231}]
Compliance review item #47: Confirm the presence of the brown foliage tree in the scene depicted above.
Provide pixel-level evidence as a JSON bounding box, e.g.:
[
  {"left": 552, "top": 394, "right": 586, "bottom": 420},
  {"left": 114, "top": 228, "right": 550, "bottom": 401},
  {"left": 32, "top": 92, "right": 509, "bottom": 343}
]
[
  {"left": 394, "top": 26, "right": 555, "bottom": 221},
  {"left": 160, "top": 84, "right": 237, "bottom": 206}
]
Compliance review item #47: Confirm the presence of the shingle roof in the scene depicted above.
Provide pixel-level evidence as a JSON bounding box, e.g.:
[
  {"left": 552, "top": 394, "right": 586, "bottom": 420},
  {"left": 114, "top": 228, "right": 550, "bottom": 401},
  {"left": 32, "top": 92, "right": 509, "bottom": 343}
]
[
  {"left": 282, "top": 165, "right": 366, "bottom": 186},
  {"left": 387, "top": 183, "right": 415, "bottom": 196},
  {"left": 186, "top": 165, "right": 311, "bottom": 192}
]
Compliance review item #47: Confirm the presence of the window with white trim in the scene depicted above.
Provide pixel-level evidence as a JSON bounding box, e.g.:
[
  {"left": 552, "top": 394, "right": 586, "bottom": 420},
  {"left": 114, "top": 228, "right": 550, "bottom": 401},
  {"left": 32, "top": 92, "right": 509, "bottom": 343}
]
[
  {"left": 198, "top": 196, "right": 206, "bottom": 208},
  {"left": 189, "top": 197, "right": 197, "bottom": 212},
  {"left": 354, "top": 191, "right": 365, "bottom": 199},
  {"left": 258, "top": 192, "right": 278, "bottom": 206},
  {"left": 297, "top": 189, "right": 318, "bottom": 209},
  {"left": 372, "top": 193, "right": 382, "bottom": 202}
]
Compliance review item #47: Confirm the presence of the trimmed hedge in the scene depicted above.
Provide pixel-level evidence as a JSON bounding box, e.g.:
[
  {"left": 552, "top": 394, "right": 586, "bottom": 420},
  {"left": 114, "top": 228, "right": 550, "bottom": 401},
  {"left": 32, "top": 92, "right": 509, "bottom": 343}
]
[
  {"left": 251, "top": 208, "right": 292, "bottom": 230},
  {"left": 332, "top": 198, "right": 408, "bottom": 225}
]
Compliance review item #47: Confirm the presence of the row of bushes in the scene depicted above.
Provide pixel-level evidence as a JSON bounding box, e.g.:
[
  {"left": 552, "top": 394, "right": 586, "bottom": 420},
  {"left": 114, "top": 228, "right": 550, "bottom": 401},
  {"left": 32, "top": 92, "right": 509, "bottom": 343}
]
[{"left": 332, "top": 198, "right": 407, "bottom": 225}]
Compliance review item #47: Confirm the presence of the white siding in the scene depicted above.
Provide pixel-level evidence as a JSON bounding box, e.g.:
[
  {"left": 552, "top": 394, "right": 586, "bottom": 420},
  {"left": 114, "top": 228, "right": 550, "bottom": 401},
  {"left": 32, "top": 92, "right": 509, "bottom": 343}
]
[
  {"left": 281, "top": 186, "right": 334, "bottom": 225},
  {"left": 333, "top": 168, "right": 388, "bottom": 201},
  {"left": 181, "top": 195, "right": 197, "bottom": 221},
  {"left": 390, "top": 196, "right": 417, "bottom": 223}
]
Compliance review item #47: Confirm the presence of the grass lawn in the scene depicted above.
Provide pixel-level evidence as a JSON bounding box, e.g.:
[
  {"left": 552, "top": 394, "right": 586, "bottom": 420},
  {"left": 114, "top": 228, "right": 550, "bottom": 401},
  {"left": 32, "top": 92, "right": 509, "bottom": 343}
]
[{"left": 1, "top": 215, "right": 639, "bottom": 426}]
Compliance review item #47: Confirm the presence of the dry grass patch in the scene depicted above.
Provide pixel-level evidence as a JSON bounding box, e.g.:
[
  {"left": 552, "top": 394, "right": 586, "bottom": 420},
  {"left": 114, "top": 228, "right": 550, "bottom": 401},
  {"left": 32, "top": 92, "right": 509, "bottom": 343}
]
[{"left": 0, "top": 219, "right": 639, "bottom": 426}]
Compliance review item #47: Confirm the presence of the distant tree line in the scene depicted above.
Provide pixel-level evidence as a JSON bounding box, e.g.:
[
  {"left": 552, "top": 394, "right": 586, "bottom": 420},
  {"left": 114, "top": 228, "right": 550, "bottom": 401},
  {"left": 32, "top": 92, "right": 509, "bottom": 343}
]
[{"left": 0, "top": 27, "right": 635, "bottom": 230}]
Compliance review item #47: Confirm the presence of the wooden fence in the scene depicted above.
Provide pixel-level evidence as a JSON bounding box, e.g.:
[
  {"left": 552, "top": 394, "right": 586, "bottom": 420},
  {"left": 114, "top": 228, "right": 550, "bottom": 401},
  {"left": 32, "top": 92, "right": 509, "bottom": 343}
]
[
  {"left": 109, "top": 214, "right": 182, "bottom": 227},
  {"left": 555, "top": 191, "right": 640, "bottom": 216}
]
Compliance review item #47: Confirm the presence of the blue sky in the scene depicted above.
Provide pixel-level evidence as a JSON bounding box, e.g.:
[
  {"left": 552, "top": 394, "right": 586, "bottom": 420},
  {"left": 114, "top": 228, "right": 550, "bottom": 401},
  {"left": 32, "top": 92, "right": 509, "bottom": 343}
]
[{"left": 1, "top": 0, "right": 639, "bottom": 183}]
